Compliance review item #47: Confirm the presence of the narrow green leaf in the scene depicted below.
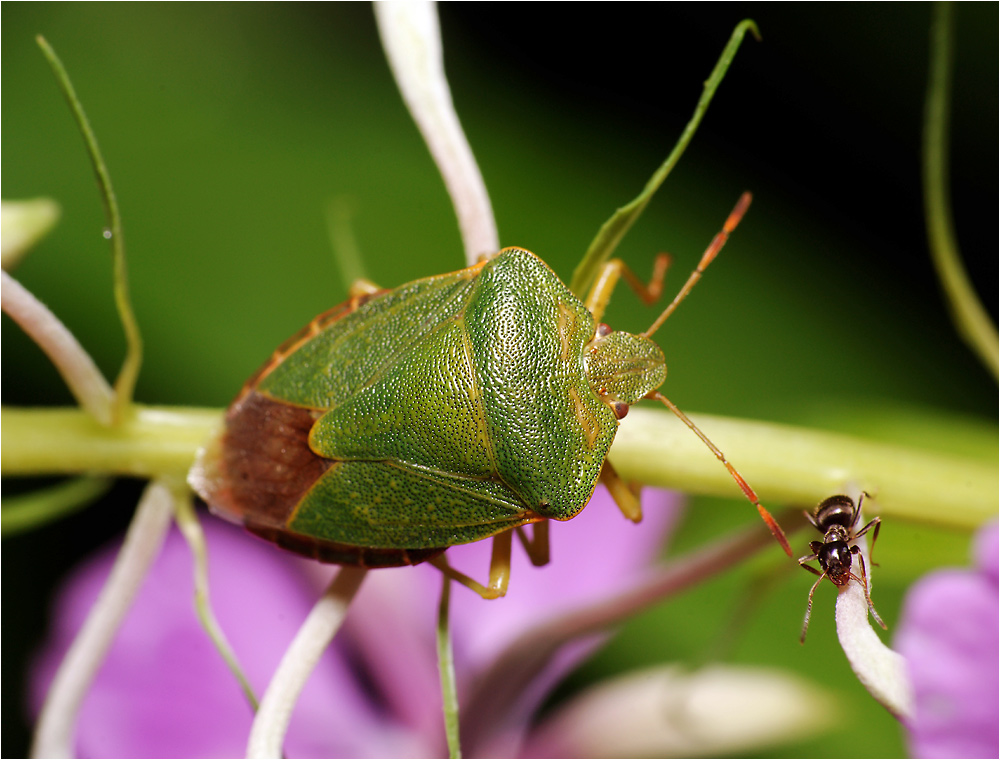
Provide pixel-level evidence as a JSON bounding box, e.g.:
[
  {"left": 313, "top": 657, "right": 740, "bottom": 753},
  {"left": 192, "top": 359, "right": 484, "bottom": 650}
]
[{"left": 569, "top": 20, "right": 760, "bottom": 298}]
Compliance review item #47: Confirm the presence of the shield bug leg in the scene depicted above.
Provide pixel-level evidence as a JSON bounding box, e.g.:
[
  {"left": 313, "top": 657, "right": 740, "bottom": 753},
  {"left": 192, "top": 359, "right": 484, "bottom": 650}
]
[
  {"left": 599, "top": 461, "right": 643, "bottom": 523},
  {"left": 584, "top": 253, "right": 671, "bottom": 324},
  {"left": 430, "top": 529, "right": 515, "bottom": 599},
  {"left": 515, "top": 520, "right": 551, "bottom": 567}
]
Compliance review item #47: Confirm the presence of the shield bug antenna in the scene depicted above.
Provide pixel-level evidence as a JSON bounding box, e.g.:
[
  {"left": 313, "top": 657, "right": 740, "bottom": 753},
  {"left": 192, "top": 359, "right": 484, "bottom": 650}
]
[
  {"left": 583, "top": 192, "right": 792, "bottom": 556},
  {"left": 798, "top": 492, "right": 886, "bottom": 643}
]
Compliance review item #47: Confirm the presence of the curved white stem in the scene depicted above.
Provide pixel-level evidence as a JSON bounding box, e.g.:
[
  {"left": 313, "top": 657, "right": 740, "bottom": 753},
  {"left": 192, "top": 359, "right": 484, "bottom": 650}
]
[
  {"left": 2, "top": 271, "right": 114, "bottom": 426},
  {"left": 375, "top": 1, "right": 499, "bottom": 263},
  {"left": 246, "top": 566, "right": 368, "bottom": 758},
  {"left": 31, "top": 480, "right": 175, "bottom": 758}
]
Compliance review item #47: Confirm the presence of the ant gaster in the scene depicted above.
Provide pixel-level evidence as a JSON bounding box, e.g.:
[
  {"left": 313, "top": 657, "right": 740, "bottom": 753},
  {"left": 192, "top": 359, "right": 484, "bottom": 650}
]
[{"left": 798, "top": 492, "right": 886, "bottom": 643}]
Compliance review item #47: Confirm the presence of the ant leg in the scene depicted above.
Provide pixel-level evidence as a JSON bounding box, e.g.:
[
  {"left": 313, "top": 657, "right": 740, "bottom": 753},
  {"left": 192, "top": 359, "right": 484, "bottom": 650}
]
[
  {"left": 584, "top": 254, "right": 670, "bottom": 324},
  {"left": 852, "top": 552, "right": 888, "bottom": 630},
  {"left": 647, "top": 390, "right": 792, "bottom": 556},
  {"left": 599, "top": 461, "right": 643, "bottom": 523},
  {"left": 515, "top": 520, "right": 551, "bottom": 567},
  {"left": 430, "top": 530, "right": 514, "bottom": 600},
  {"left": 855, "top": 516, "right": 882, "bottom": 565},
  {"left": 798, "top": 558, "right": 823, "bottom": 576},
  {"left": 801, "top": 572, "right": 827, "bottom": 644}
]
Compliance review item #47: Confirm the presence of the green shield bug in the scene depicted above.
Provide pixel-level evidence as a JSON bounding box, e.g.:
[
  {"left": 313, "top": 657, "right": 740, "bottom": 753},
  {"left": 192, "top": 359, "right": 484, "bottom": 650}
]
[{"left": 189, "top": 192, "right": 792, "bottom": 598}]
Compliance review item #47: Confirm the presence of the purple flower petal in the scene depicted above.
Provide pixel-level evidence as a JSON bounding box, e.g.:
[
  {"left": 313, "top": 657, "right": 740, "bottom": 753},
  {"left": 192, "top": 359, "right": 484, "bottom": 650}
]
[
  {"left": 341, "top": 486, "right": 681, "bottom": 756},
  {"left": 31, "top": 519, "right": 431, "bottom": 758},
  {"left": 32, "top": 487, "right": 679, "bottom": 758},
  {"left": 894, "top": 522, "right": 999, "bottom": 759}
]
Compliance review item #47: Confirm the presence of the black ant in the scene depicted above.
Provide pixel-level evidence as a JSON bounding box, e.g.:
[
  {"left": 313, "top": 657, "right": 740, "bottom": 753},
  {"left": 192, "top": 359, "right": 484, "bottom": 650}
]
[{"left": 798, "top": 493, "right": 886, "bottom": 643}]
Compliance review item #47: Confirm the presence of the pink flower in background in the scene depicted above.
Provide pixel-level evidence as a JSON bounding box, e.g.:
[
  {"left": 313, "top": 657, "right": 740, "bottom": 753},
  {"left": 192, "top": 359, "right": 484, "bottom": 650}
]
[
  {"left": 32, "top": 488, "right": 680, "bottom": 758},
  {"left": 894, "top": 522, "right": 999, "bottom": 759}
]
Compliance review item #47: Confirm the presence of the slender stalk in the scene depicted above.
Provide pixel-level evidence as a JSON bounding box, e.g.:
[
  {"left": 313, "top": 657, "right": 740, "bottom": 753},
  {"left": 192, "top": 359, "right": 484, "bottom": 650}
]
[
  {"left": 1, "top": 272, "right": 114, "bottom": 425},
  {"left": 375, "top": 2, "right": 499, "bottom": 263},
  {"left": 1, "top": 476, "right": 112, "bottom": 537},
  {"left": 35, "top": 36, "right": 143, "bottom": 420},
  {"left": 31, "top": 479, "right": 175, "bottom": 758},
  {"left": 611, "top": 407, "right": 996, "bottom": 530},
  {"left": 173, "top": 494, "right": 259, "bottom": 712},
  {"left": 246, "top": 567, "right": 368, "bottom": 758},
  {"left": 921, "top": 4, "right": 998, "bottom": 378},
  {"left": 437, "top": 576, "right": 461, "bottom": 759}
]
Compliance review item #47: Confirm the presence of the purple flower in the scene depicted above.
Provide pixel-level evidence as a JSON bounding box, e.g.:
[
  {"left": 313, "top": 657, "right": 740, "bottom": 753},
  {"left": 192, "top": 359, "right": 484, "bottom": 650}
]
[
  {"left": 894, "top": 521, "right": 999, "bottom": 759},
  {"left": 32, "top": 488, "right": 680, "bottom": 758}
]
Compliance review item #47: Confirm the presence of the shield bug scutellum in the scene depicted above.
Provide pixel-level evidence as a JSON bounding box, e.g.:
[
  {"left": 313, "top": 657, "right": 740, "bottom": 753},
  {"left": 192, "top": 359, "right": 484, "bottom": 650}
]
[
  {"left": 798, "top": 492, "right": 886, "bottom": 642},
  {"left": 189, "top": 192, "right": 793, "bottom": 598}
]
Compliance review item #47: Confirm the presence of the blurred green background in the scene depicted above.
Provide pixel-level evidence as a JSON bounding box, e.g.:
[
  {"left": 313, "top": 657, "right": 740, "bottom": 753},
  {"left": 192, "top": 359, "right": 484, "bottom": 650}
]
[{"left": 3, "top": 3, "right": 996, "bottom": 756}]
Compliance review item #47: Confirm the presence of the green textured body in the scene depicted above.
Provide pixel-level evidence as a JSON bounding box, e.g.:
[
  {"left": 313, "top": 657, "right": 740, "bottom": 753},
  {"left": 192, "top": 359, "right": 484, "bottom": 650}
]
[{"left": 191, "top": 247, "right": 666, "bottom": 565}]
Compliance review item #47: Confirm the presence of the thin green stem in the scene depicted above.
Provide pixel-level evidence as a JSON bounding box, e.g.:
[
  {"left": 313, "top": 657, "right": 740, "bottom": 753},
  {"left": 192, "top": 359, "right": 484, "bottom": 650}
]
[
  {"left": 1, "top": 476, "right": 112, "bottom": 537},
  {"left": 173, "top": 493, "right": 260, "bottom": 712},
  {"left": 36, "top": 36, "right": 144, "bottom": 419},
  {"left": 921, "top": 4, "right": 998, "bottom": 379},
  {"left": 325, "top": 196, "right": 369, "bottom": 287},
  {"left": 569, "top": 20, "right": 760, "bottom": 298},
  {"left": 437, "top": 575, "right": 461, "bottom": 759}
]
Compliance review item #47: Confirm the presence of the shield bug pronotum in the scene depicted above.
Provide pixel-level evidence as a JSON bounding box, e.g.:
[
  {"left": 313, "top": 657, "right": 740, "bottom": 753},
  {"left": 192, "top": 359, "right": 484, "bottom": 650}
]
[
  {"left": 798, "top": 492, "right": 886, "bottom": 642},
  {"left": 189, "top": 192, "right": 792, "bottom": 598}
]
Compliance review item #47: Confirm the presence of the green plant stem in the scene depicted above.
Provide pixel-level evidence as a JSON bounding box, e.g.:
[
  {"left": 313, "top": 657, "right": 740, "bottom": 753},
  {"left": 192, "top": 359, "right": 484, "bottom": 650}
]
[
  {"left": 3, "top": 404, "right": 993, "bottom": 531},
  {"left": 437, "top": 576, "right": 461, "bottom": 759},
  {"left": 173, "top": 494, "right": 260, "bottom": 712},
  {"left": 1, "top": 405, "right": 221, "bottom": 479},
  {"left": 36, "top": 36, "right": 143, "bottom": 420},
  {"left": 1, "top": 476, "right": 112, "bottom": 536},
  {"left": 611, "top": 407, "right": 995, "bottom": 530},
  {"left": 921, "top": 5, "right": 998, "bottom": 379},
  {"left": 569, "top": 20, "right": 760, "bottom": 297}
]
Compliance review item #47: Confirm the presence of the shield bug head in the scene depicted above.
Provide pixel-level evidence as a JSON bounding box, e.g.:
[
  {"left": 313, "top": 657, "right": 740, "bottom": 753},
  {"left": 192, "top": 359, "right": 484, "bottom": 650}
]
[{"left": 797, "top": 492, "right": 886, "bottom": 642}]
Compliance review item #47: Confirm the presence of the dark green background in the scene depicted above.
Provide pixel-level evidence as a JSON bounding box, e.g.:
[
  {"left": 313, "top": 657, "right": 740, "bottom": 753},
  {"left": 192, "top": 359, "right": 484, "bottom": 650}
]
[{"left": 3, "top": 3, "right": 996, "bottom": 757}]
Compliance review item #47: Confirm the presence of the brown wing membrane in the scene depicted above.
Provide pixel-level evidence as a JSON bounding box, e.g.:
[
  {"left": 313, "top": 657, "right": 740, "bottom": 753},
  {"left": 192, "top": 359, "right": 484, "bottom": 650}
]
[{"left": 197, "top": 389, "right": 445, "bottom": 567}]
